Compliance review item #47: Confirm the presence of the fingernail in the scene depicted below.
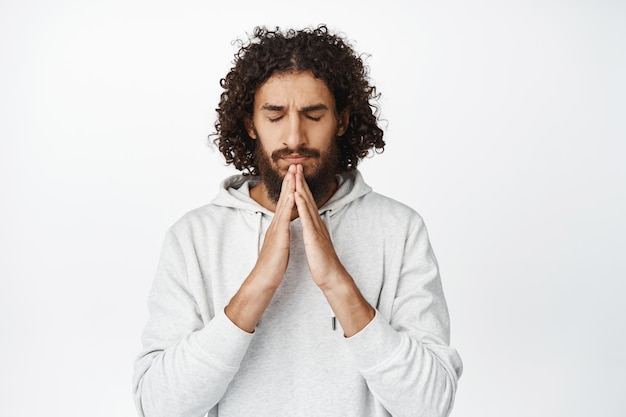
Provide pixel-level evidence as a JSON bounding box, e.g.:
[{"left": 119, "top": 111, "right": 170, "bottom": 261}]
[{"left": 289, "top": 165, "right": 295, "bottom": 173}]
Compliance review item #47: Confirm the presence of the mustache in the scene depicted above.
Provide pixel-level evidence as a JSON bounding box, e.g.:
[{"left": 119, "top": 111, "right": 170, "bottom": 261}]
[{"left": 271, "top": 145, "right": 321, "bottom": 162}]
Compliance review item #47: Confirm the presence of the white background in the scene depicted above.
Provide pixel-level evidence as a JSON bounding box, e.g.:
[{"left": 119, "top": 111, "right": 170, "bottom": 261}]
[{"left": 1, "top": 0, "right": 624, "bottom": 416}]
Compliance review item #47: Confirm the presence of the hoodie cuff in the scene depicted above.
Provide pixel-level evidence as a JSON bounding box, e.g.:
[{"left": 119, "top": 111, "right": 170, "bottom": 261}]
[
  {"left": 194, "top": 309, "right": 255, "bottom": 369},
  {"left": 344, "top": 310, "right": 403, "bottom": 372}
]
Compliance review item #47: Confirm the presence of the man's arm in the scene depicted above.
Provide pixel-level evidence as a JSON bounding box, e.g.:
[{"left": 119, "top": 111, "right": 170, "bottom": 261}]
[
  {"left": 294, "top": 164, "right": 463, "bottom": 417},
  {"left": 134, "top": 168, "right": 298, "bottom": 417},
  {"left": 224, "top": 164, "right": 296, "bottom": 332},
  {"left": 343, "top": 217, "right": 463, "bottom": 417},
  {"left": 133, "top": 229, "right": 254, "bottom": 417},
  {"left": 293, "top": 164, "right": 375, "bottom": 336}
]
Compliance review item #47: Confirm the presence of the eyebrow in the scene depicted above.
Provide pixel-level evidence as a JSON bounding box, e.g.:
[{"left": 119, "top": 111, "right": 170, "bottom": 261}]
[
  {"left": 300, "top": 104, "right": 329, "bottom": 112},
  {"left": 260, "top": 104, "right": 285, "bottom": 111},
  {"left": 260, "top": 103, "right": 329, "bottom": 112}
]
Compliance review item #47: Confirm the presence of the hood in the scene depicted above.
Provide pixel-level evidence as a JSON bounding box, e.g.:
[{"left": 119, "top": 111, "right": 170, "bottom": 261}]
[{"left": 211, "top": 170, "right": 372, "bottom": 217}]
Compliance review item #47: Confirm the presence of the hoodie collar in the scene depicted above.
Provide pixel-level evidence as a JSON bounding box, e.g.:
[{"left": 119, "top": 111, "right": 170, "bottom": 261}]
[{"left": 211, "top": 170, "right": 372, "bottom": 217}]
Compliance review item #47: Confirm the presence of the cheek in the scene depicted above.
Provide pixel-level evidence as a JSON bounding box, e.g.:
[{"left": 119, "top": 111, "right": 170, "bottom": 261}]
[
  {"left": 263, "top": 126, "right": 290, "bottom": 146},
  {"left": 310, "top": 124, "right": 338, "bottom": 146}
]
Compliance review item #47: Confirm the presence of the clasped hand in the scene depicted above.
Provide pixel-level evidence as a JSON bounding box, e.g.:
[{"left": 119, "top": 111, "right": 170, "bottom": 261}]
[
  {"left": 229, "top": 164, "right": 374, "bottom": 335},
  {"left": 255, "top": 164, "right": 347, "bottom": 291}
]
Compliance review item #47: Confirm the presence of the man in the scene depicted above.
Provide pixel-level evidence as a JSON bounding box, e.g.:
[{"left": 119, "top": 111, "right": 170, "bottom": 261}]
[{"left": 133, "top": 25, "right": 462, "bottom": 417}]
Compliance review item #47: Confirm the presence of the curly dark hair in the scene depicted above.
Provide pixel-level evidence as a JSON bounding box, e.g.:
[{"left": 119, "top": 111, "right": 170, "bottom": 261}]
[{"left": 212, "top": 25, "right": 385, "bottom": 175}]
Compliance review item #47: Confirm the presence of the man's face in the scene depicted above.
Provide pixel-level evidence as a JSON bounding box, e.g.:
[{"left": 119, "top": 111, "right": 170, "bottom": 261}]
[{"left": 247, "top": 71, "right": 348, "bottom": 204}]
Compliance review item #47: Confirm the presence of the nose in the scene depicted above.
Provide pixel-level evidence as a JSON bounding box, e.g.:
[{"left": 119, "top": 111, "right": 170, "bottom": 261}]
[{"left": 283, "top": 112, "right": 306, "bottom": 150}]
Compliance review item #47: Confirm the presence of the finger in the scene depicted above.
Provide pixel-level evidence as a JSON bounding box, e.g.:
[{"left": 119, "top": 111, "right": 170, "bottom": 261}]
[
  {"left": 294, "top": 189, "right": 316, "bottom": 234},
  {"left": 295, "top": 165, "right": 322, "bottom": 224},
  {"left": 295, "top": 196, "right": 327, "bottom": 246},
  {"left": 274, "top": 165, "right": 296, "bottom": 223},
  {"left": 295, "top": 164, "right": 315, "bottom": 201},
  {"left": 278, "top": 165, "right": 296, "bottom": 202}
]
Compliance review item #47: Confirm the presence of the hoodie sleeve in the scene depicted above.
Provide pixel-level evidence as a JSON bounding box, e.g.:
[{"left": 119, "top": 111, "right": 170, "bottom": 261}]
[
  {"left": 344, "top": 214, "right": 463, "bottom": 417},
  {"left": 133, "top": 228, "right": 254, "bottom": 417}
]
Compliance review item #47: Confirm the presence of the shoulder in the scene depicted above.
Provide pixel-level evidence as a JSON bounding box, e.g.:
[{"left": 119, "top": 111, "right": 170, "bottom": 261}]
[
  {"left": 358, "top": 191, "right": 425, "bottom": 226},
  {"left": 167, "top": 203, "right": 239, "bottom": 241},
  {"left": 333, "top": 190, "right": 429, "bottom": 244}
]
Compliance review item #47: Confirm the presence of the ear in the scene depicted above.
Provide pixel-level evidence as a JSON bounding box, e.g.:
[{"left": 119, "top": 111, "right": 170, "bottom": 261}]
[
  {"left": 244, "top": 116, "right": 257, "bottom": 139},
  {"left": 336, "top": 107, "right": 350, "bottom": 137}
]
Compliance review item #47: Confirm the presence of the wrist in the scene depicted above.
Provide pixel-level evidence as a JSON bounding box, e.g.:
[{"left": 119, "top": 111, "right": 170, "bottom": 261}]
[
  {"left": 320, "top": 277, "right": 375, "bottom": 337},
  {"left": 225, "top": 271, "right": 281, "bottom": 333}
]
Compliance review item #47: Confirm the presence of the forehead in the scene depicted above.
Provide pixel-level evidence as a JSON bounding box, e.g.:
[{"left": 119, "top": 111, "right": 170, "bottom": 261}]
[{"left": 254, "top": 71, "right": 335, "bottom": 109}]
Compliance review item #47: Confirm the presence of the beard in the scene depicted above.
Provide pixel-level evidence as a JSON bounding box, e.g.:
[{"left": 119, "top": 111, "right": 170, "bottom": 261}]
[{"left": 255, "top": 139, "right": 340, "bottom": 206}]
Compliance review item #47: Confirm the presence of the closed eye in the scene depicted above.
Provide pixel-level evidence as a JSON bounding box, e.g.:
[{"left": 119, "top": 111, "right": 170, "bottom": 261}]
[{"left": 268, "top": 116, "right": 284, "bottom": 123}]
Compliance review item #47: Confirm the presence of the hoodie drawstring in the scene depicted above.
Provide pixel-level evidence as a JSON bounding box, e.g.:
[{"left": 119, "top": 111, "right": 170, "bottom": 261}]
[
  {"left": 322, "top": 211, "right": 337, "bottom": 331},
  {"left": 255, "top": 211, "right": 263, "bottom": 256},
  {"left": 253, "top": 211, "right": 263, "bottom": 328}
]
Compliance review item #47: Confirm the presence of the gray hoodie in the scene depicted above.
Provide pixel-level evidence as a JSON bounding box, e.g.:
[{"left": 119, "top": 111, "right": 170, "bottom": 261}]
[{"left": 133, "top": 170, "right": 463, "bottom": 417}]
